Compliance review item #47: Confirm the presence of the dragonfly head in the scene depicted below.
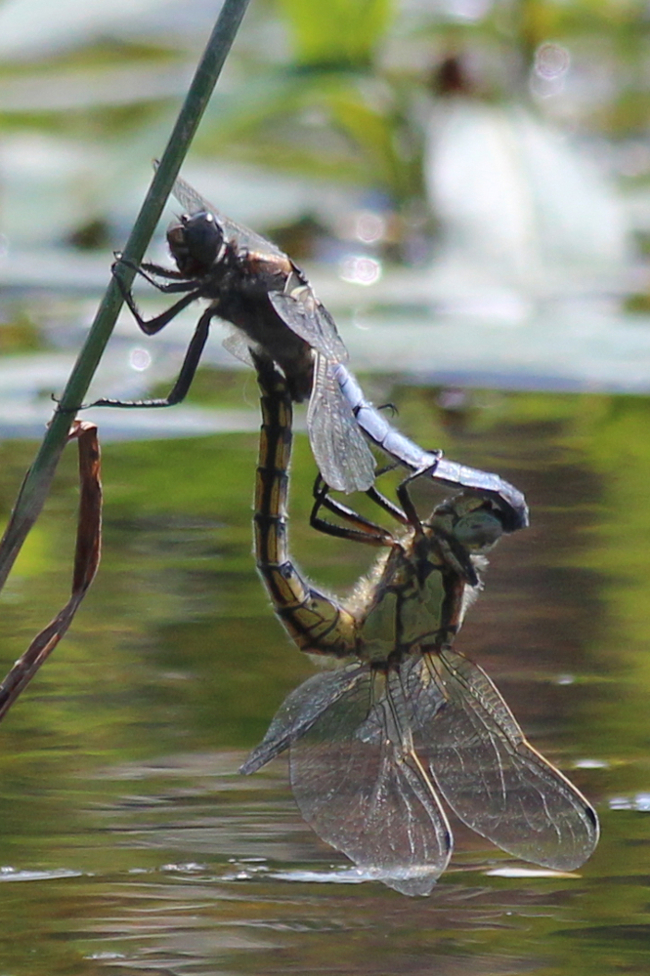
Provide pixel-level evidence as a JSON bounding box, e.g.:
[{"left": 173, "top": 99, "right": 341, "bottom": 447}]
[
  {"left": 431, "top": 493, "right": 504, "bottom": 554},
  {"left": 167, "top": 210, "right": 227, "bottom": 277}
]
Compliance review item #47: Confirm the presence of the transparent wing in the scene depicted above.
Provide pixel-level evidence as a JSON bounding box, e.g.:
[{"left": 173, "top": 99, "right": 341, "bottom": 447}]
[
  {"left": 222, "top": 328, "right": 256, "bottom": 367},
  {"left": 269, "top": 289, "right": 348, "bottom": 364},
  {"left": 412, "top": 649, "right": 599, "bottom": 871},
  {"left": 307, "top": 354, "right": 376, "bottom": 493},
  {"left": 171, "top": 174, "right": 347, "bottom": 364},
  {"left": 289, "top": 666, "right": 452, "bottom": 897},
  {"left": 170, "top": 174, "right": 285, "bottom": 258},
  {"left": 239, "top": 665, "right": 364, "bottom": 775}
]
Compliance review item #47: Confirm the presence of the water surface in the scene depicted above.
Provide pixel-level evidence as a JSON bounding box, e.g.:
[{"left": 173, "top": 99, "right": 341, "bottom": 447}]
[{"left": 0, "top": 378, "right": 648, "bottom": 975}]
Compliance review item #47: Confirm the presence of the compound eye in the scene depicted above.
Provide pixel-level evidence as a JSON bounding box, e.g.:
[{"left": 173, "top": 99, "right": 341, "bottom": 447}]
[
  {"left": 453, "top": 510, "right": 503, "bottom": 552},
  {"left": 183, "top": 211, "right": 224, "bottom": 267},
  {"left": 168, "top": 210, "right": 225, "bottom": 276}
]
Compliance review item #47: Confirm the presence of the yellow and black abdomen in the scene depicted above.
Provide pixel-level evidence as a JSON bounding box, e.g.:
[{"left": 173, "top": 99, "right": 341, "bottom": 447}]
[{"left": 254, "top": 359, "right": 357, "bottom": 658}]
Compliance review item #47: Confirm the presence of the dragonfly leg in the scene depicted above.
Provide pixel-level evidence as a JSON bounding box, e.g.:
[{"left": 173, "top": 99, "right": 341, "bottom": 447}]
[
  {"left": 395, "top": 470, "right": 429, "bottom": 533},
  {"left": 89, "top": 306, "right": 214, "bottom": 409},
  {"left": 138, "top": 261, "right": 195, "bottom": 286},
  {"left": 115, "top": 254, "right": 198, "bottom": 290},
  {"left": 310, "top": 476, "right": 395, "bottom": 547},
  {"left": 113, "top": 261, "right": 204, "bottom": 336},
  {"left": 396, "top": 471, "right": 480, "bottom": 585},
  {"left": 364, "top": 484, "right": 409, "bottom": 526}
]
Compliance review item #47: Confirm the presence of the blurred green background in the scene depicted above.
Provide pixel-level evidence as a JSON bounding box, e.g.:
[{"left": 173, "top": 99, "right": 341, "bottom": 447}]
[{"left": 0, "top": 2, "right": 649, "bottom": 974}]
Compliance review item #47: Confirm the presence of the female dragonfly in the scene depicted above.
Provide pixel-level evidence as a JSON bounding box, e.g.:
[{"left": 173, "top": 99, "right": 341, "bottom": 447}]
[{"left": 241, "top": 354, "right": 599, "bottom": 896}]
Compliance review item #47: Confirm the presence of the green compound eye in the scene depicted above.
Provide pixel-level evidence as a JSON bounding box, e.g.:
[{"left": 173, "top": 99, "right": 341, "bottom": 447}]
[{"left": 452, "top": 511, "right": 503, "bottom": 551}]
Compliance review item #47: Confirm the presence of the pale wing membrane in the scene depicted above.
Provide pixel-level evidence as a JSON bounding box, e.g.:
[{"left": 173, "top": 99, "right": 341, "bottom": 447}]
[
  {"left": 169, "top": 174, "right": 210, "bottom": 216},
  {"left": 269, "top": 290, "right": 348, "bottom": 364},
  {"left": 289, "top": 668, "right": 452, "bottom": 897},
  {"left": 170, "top": 175, "right": 374, "bottom": 493},
  {"left": 414, "top": 649, "right": 599, "bottom": 871},
  {"left": 171, "top": 175, "right": 285, "bottom": 257},
  {"left": 239, "top": 665, "right": 364, "bottom": 775},
  {"left": 222, "top": 329, "right": 257, "bottom": 367},
  {"left": 307, "top": 354, "right": 376, "bottom": 493}
]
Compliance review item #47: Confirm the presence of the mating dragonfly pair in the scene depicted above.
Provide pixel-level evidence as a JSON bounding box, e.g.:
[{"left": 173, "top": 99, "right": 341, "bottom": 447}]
[
  {"left": 98, "top": 175, "right": 528, "bottom": 531},
  {"left": 97, "top": 176, "right": 598, "bottom": 894}
]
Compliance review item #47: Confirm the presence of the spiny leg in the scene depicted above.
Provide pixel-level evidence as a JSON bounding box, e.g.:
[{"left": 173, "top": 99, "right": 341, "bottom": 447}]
[
  {"left": 117, "top": 254, "right": 200, "bottom": 290},
  {"left": 397, "top": 467, "right": 481, "bottom": 586},
  {"left": 365, "top": 484, "right": 409, "bottom": 525},
  {"left": 309, "top": 476, "right": 397, "bottom": 547},
  {"left": 307, "top": 398, "right": 415, "bottom": 544},
  {"left": 89, "top": 306, "right": 215, "bottom": 409},
  {"left": 113, "top": 259, "right": 204, "bottom": 335},
  {"left": 129, "top": 257, "right": 195, "bottom": 285}
]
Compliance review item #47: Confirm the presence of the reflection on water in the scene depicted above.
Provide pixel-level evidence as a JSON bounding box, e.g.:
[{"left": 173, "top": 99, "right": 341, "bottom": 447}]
[{"left": 0, "top": 379, "right": 649, "bottom": 974}]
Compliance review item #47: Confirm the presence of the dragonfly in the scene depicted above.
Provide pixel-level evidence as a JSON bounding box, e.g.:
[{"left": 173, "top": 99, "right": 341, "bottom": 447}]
[
  {"left": 94, "top": 174, "right": 375, "bottom": 494},
  {"left": 240, "top": 354, "right": 599, "bottom": 896},
  {"left": 95, "top": 173, "right": 529, "bottom": 526},
  {"left": 334, "top": 362, "right": 529, "bottom": 532}
]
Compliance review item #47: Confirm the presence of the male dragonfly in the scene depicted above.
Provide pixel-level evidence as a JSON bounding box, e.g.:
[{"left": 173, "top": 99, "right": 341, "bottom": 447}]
[
  {"left": 96, "top": 174, "right": 375, "bottom": 494},
  {"left": 334, "top": 363, "right": 529, "bottom": 532},
  {"left": 241, "top": 354, "right": 599, "bottom": 896},
  {"left": 96, "top": 174, "right": 528, "bottom": 527}
]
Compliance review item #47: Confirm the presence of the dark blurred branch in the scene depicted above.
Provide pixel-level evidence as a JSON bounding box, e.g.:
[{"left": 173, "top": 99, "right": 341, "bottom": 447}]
[{"left": 0, "top": 422, "right": 101, "bottom": 722}]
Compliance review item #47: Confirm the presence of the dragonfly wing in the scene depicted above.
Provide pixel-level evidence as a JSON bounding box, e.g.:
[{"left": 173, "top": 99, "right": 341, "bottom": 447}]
[
  {"left": 307, "top": 355, "right": 376, "bottom": 493},
  {"left": 222, "top": 328, "right": 256, "bottom": 367},
  {"left": 240, "top": 665, "right": 362, "bottom": 775},
  {"left": 169, "top": 173, "right": 212, "bottom": 216},
  {"left": 170, "top": 173, "right": 285, "bottom": 257},
  {"left": 269, "top": 287, "right": 348, "bottom": 364},
  {"left": 413, "top": 649, "right": 599, "bottom": 871},
  {"left": 289, "top": 668, "right": 452, "bottom": 896}
]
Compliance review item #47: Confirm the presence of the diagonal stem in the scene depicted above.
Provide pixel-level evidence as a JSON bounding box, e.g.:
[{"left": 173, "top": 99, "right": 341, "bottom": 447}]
[{"left": 0, "top": 0, "right": 252, "bottom": 589}]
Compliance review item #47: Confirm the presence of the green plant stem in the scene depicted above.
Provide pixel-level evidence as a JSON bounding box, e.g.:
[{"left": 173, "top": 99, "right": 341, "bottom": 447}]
[{"left": 0, "top": 0, "right": 252, "bottom": 590}]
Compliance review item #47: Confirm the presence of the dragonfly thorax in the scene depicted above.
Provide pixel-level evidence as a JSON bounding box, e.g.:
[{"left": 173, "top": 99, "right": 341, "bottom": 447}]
[
  {"left": 356, "top": 540, "right": 452, "bottom": 665},
  {"left": 167, "top": 210, "right": 227, "bottom": 277}
]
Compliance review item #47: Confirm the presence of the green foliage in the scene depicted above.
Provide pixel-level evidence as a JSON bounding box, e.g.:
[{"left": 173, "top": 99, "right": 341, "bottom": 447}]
[
  {"left": 197, "top": 67, "right": 420, "bottom": 199},
  {"left": 277, "top": 0, "right": 394, "bottom": 67}
]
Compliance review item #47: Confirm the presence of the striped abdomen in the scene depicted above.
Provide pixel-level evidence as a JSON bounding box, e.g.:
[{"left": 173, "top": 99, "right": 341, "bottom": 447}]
[{"left": 253, "top": 361, "right": 357, "bottom": 657}]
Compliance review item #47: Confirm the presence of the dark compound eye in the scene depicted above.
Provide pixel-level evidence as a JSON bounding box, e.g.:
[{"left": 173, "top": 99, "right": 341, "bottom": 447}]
[
  {"left": 181, "top": 212, "right": 225, "bottom": 266},
  {"left": 167, "top": 211, "right": 225, "bottom": 276}
]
